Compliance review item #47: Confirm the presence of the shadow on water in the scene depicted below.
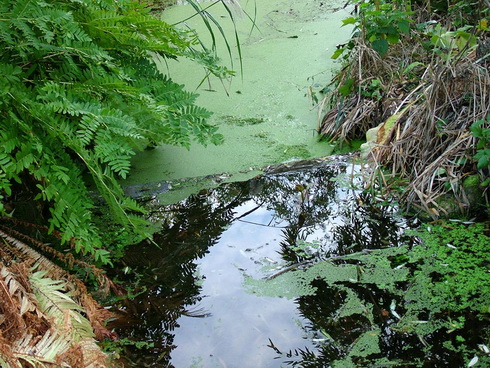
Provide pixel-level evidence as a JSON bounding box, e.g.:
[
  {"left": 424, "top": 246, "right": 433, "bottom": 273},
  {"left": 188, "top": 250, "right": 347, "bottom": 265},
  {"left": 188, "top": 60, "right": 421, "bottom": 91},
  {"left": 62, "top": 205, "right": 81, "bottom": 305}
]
[{"left": 109, "top": 158, "right": 419, "bottom": 367}]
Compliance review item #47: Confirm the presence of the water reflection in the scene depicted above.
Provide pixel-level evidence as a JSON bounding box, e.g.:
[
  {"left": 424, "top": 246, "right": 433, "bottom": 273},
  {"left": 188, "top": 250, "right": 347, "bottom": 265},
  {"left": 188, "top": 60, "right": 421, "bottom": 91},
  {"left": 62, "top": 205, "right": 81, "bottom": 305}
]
[{"left": 111, "top": 159, "right": 408, "bottom": 367}]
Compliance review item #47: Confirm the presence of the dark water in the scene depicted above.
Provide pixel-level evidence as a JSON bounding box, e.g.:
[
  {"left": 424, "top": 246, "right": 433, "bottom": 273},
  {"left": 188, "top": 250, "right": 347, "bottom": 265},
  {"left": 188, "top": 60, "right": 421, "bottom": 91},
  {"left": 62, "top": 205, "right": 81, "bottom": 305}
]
[{"left": 111, "top": 158, "right": 411, "bottom": 367}]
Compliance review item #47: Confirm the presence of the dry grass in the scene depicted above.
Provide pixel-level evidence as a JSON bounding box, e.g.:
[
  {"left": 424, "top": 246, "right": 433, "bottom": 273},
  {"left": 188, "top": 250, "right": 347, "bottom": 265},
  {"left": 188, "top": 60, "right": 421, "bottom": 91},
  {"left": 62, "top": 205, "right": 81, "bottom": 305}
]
[{"left": 319, "top": 32, "right": 490, "bottom": 217}]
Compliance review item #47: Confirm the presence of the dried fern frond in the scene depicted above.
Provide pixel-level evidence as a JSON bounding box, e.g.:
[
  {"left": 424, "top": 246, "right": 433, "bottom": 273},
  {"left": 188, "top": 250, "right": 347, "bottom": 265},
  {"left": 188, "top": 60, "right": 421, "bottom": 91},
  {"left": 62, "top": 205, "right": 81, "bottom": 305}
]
[
  {"left": 0, "top": 220, "right": 114, "bottom": 293},
  {"left": 30, "top": 271, "right": 95, "bottom": 340},
  {"left": 0, "top": 265, "right": 39, "bottom": 340},
  {"left": 0, "top": 263, "right": 112, "bottom": 368},
  {"left": 12, "top": 330, "right": 71, "bottom": 367},
  {"left": 0, "top": 229, "right": 116, "bottom": 341}
]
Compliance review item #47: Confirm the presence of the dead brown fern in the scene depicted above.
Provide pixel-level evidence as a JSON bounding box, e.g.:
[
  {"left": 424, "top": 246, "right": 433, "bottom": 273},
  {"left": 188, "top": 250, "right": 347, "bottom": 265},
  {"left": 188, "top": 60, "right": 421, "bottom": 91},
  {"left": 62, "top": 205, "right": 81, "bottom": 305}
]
[
  {"left": 0, "top": 229, "right": 118, "bottom": 342},
  {"left": 0, "top": 260, "right": 114, "bottom": 367},
  {"left": 0, "top": 218, "right": 122, "bottom": 296}
]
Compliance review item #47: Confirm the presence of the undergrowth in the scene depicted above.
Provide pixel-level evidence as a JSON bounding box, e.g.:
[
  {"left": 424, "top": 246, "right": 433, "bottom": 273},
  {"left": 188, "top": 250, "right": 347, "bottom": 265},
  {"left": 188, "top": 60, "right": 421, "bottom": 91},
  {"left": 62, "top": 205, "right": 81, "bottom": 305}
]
[
  {"left": 0, "top": 0, "right": 235, "bottom": 265},
  {"left": 319, "top": 0, "right": 490, "bottom": 218}
]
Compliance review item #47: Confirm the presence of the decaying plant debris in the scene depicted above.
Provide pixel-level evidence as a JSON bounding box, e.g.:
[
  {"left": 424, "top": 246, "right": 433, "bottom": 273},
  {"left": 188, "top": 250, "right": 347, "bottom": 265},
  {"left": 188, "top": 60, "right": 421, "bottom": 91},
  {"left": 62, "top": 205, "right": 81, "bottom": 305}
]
[
  {"left": 319, "top": 10, "right": 489, "bottom": 217},
  {"left": 0, "top": 221, "right": 117, "bottom": 367}
]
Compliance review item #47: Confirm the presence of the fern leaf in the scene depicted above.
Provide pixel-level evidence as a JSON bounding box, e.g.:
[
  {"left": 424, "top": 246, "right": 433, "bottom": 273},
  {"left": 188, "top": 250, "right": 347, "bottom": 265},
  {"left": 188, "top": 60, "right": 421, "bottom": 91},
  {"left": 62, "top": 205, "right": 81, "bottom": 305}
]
[
  {"left": 0, "top": 259, "right": 112, "bottom": 367},
  {"left": 12, "top": 331, "right": 71, "bottom": 365},
  {"left": 30, "top": 271, "right": 95, "bottom": 339},
  {"left": 0, "top": 0, "right": 227, "bottom": 260}
]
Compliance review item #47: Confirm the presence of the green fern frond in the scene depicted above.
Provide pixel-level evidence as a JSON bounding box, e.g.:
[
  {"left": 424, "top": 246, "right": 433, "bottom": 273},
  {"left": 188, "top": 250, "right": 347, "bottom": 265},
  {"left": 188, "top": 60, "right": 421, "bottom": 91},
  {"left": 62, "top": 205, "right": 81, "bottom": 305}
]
[{"left": 0, "top": 0, "right": 227, "bottom": 262}]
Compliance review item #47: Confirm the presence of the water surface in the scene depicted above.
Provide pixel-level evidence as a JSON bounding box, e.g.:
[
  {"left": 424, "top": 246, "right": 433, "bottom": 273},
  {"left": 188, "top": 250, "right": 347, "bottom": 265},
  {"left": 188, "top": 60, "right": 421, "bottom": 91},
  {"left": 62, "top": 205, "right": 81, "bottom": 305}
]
[
  {"left": 124, "top": 0, "right": 352, "bottom": 187},
  {"left": 113, "top": 158, "right": 409, "bottom": 367}
]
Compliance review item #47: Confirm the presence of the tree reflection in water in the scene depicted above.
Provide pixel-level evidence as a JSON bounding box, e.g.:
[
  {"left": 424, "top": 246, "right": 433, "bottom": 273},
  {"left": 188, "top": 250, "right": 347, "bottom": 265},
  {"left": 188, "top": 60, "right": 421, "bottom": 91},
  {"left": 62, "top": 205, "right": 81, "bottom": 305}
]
[{"left": 110, "top": 159, "right": 409, "bottom": 367}]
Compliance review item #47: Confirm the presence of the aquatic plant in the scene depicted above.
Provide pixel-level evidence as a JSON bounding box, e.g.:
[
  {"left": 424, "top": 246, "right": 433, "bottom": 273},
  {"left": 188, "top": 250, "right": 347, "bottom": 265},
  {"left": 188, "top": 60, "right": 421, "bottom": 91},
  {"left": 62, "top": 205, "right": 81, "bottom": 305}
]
[{"left": 246, "top": 222, "right": 490, "bottom": 367}]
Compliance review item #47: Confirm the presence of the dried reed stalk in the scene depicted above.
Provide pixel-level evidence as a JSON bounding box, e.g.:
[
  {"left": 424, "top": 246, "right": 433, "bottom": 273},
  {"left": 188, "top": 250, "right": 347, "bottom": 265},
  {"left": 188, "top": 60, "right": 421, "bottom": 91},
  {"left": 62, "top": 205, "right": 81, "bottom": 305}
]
[{"left": 320, "top": 35, "right": 490, "bottom": 215}]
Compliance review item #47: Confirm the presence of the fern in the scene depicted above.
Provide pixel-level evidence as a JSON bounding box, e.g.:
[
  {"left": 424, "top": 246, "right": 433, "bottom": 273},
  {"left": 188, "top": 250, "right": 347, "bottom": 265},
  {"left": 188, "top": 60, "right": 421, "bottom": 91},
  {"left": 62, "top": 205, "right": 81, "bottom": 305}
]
[
  {"left": 0, "top": 264, "right": 111, "bottom": 367},
  {"left": 31, "top": 270, "right": 95, "bottom": 339},
  {"left": 0, "top": 0, "right": 229, "bottom": 263}
]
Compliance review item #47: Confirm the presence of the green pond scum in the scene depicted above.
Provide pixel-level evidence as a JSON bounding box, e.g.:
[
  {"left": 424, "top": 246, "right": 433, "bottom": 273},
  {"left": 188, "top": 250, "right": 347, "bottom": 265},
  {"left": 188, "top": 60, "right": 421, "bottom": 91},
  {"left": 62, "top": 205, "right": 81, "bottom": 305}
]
[
  {"left": 112, "top": 159, "right": 489, "bottom": 367},
  {"left": 221, "top": 115, "right": 267, "bottom": 126},
  {"left": 245, "top": 221, "right": 490, "bottom": 367}
]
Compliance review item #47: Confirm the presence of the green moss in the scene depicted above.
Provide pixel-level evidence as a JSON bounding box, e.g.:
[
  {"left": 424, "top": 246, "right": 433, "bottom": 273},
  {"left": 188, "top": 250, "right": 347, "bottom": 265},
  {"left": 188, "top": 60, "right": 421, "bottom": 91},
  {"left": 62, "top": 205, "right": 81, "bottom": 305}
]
[{"left": 463, "top": 174, "right": 481, "bottom": 188}]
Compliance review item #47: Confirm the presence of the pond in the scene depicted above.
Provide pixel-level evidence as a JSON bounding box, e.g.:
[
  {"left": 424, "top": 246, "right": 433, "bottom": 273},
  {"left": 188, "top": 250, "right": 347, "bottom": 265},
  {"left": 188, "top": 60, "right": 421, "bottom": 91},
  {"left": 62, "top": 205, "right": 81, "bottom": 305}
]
[
  {"left": 112, "top": 157, "right": 416, "bottom": 367},
  {"left": 111, "top": 1, "right": 489, "bottom": 367},
  {"left": 123, "top": 0, "right": 352, "bottom": 192}
]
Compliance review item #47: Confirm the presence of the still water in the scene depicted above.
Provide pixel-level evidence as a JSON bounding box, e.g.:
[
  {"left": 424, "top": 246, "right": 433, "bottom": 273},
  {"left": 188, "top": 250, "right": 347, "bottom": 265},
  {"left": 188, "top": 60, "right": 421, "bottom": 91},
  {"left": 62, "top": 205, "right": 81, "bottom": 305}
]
[
  {"left": 115, "top": 2, "right": 409, "bottom": 366},
  {"left": 113, "top": 158, "right": 410, "bottom": 367},
  {"left": 124, "top": 0, "right": 351, "bottom": 186}
]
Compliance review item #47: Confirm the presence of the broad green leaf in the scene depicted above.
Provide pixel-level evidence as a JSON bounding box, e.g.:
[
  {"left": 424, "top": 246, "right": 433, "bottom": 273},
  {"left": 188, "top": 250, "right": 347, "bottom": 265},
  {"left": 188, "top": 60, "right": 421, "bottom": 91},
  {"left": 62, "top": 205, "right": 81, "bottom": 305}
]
[
  {"left": 342, "top": 17, "right": 357, "bottom": 26},
  {"left": 371, "top": 38, "right": 389, "bottom": 56}
]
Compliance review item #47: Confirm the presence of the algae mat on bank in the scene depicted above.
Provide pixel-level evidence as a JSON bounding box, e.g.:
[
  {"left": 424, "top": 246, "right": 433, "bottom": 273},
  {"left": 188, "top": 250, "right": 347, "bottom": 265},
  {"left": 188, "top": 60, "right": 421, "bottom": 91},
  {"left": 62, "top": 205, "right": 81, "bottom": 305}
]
[{"left": 124, "top": 0, "right": 351, "bottom": 185}]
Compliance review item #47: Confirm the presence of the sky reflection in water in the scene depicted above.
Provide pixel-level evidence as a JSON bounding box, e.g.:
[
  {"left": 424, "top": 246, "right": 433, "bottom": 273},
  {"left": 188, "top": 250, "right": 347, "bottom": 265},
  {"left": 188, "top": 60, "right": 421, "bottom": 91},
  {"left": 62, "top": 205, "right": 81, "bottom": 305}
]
[
  {"left": 172, "top": 204, "right": 310, "bottom": 368},
  {"left": 116, "top": 161, "right": 407, "bottom": 367}
]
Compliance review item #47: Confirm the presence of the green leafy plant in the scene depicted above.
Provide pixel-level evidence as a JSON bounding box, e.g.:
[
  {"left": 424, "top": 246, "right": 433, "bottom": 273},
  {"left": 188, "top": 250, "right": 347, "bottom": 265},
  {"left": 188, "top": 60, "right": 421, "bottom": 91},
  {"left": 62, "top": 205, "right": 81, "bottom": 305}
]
[
  {"left": 447, "top": 0, "right": 490, "bottom": 28},
  {"left": 470, "top": 115, "right": 490, "bottom": 186},
  {"left": 426, "top": 23, "right": 478, "bottom": 60},
  {"left": 101, "top": 337, "right": 154, "bottom": 358},
  {"left": 360, "top": 77, "right": 383, "bottom": 100},
  {"left": 0, "top": 0, "right": 229, "bottom": 263},
  {"left": 333, "top": 0, "right": 412, "bottom": 59}
]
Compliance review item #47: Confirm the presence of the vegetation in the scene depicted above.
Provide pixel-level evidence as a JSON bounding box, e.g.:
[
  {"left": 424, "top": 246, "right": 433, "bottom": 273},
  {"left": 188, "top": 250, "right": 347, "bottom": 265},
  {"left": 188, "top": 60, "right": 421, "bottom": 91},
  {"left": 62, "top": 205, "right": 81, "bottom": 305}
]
[
  {"left": 247, "top": 221, "right": 490, "bottom": 367},
  {"left": 1, "top": 0, "right": 488, "bottom": 365},
  {"left": 0, "top": 230, "right": 116, "bottom": 367},
  {"left": 320, "top": 0, "right": 490, "bottom": 217},
  {"left": 0, "top": 0, "right": 237, "bottom": 365},
  {"left": 110, "top": 163, "right": 489, "bottom": 366},
  {"left": 0, "top": 0, "right": 232, "bottom": 262},
  {"left": 304, "top": 2, "right": 490, "bottom": 364}
]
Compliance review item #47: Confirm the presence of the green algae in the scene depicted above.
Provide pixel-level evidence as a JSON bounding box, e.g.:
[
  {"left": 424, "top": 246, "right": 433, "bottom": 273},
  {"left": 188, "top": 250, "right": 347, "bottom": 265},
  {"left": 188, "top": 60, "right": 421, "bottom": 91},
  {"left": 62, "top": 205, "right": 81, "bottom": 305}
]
[
  {"left": 337, "top": 287, "right": 374, "bottom": 322},
  {"left": 244, "top": 222, "right": 490, "bottom": 366},
  {"left": 348, "top": 329, "right": 381, "bottom": 358},
  {"left": 244, "top": 261, "right": 357, "bottom": 299},
  {"left": 244, "top": 246, "right": 409, "bottom": 299},
  {"left": 122, "top": 0, "right": 349, "bottom": 187},
  {"left": 221, "top": 115, "right": 266, "bottom": 126},
  {"left": 275, "top": 144, "right": 311, "bottom": 160}
]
